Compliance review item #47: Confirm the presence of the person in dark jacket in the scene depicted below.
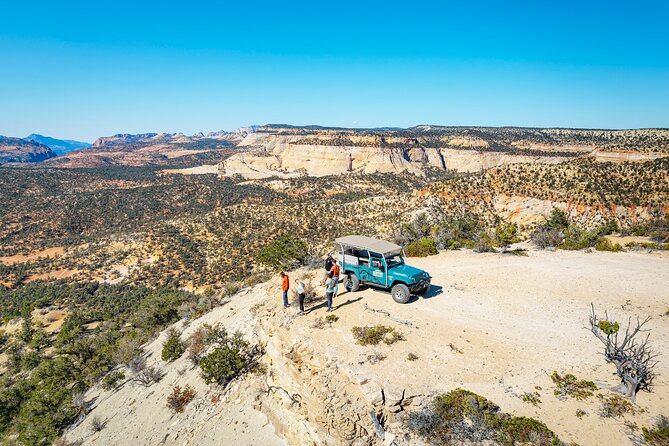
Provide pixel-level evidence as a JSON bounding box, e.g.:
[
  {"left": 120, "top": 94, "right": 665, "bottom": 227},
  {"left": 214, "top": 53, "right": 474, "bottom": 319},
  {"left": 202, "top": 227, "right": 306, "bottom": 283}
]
[
  {"left": 325, "top": 254, "right": 334, "bottom": 272},
  {"left": 323, "top": 253, "right": 334, "bottom": 283}
]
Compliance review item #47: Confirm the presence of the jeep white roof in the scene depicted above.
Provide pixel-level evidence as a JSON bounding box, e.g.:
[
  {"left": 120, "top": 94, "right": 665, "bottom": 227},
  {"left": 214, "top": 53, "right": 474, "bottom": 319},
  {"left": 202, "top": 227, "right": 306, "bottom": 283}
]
[{"left": 334, "top": 235, "right": 402, "bottom": 256}]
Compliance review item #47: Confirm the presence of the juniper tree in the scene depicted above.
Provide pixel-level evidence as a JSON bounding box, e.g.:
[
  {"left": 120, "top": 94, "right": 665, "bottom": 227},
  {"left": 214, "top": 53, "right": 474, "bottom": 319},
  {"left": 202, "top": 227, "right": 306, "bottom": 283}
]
[{"left": 588, "top": 304, "right": 658, "bottom": 402}]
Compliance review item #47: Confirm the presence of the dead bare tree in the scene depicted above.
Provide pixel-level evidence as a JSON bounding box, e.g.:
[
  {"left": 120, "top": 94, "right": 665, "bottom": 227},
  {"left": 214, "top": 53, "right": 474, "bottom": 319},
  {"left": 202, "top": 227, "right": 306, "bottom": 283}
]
[{"left": 588, "top": 304, "right": 658, "bottom": 402}]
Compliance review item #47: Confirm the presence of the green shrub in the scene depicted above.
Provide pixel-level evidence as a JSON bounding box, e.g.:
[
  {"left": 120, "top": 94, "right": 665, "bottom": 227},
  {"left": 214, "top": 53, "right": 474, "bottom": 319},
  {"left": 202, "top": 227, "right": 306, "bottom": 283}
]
[
  {"left": 532, "top": 228, "right": 564, "bottom": 249},
  {"left": 500, "top": 416, "right": 560, "bottom": 445},
  {"left": 551, "top": 371, "right": 597, "bottom": 400},
  {"left": 101, "top": 370, "right": 125, "bottom": 390},
  {"left": 595, "top": 238, "right": 624, "bottom": 252},
  {"left": 559, "top": 225, "right": 595, "bottom": 250},
  {"left": 325, "top": 314, "right": 339, "bottom": 323},
  {"left": 351, "top": 325, "right": 404, "bottom": 346},
  {"left": 199, "top": 329, "right": 254, "bottom": 387},
  {"left": 433, "top": 214, "right": 483, "bottom": 250},
  {"left": 407, "top": 388, "right": 562, "bottom": 445},
  {"left": 546, "top": 209, "right": 569, "bottom": 230},
  {"left": 166, "top": 385, "right": 196, "bottom": 413},
  {"left": 161, "top": 329, "right": 185, "bottom": 362},
  {"left": 598, "top": 394, "right": 636, "bottom": 418},
  {"left": 395, "top": 213, "right": 432, "bottom": 246},
  {"left": 131, "top": 291, "right": 185, "bottom": 330},
  {"left": 407, "top": 353, "right": 419, "bottom": 361},
  {"left": 532, "top": 211, "right": 618, "bottom": 251},
  {"left": 643, "top": 415, "right": 669, "bottom": 446},
  {"left": 256, "top": 234, "right": 308, "bottom": 269},
  {"left": 521, "top": 391, "right": 542, "bottom": 407},
  {"left": 222, "top": 282, "right": 241, "bottom": 298},
  {"left": 473, "top": 232, "right": 496, "bottom": 253},
  {"left": 494, "top": 223, "right": 519, "bottom": 252},
  {"left": 405, "top": 238, "right": 438, "bottom": 257},
  {"left": 597, "top": 320, "right": 619, "bottom": 336}
]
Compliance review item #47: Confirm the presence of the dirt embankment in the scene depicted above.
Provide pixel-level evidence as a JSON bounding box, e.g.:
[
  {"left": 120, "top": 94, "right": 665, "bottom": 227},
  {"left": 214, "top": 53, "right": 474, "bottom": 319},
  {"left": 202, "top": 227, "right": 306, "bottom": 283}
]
[{"left": 64, "top": 249, "right": 669, "bottom": 446}]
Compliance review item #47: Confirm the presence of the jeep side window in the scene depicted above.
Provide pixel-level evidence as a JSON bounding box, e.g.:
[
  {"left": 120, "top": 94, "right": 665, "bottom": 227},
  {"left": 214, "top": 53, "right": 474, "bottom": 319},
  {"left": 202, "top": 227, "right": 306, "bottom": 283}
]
[
  {"left": 357, "top": 249, "right": 370, "bottom": 266},
  {"left": 370, "top": 251, "right": 383, "bottom": 269}
]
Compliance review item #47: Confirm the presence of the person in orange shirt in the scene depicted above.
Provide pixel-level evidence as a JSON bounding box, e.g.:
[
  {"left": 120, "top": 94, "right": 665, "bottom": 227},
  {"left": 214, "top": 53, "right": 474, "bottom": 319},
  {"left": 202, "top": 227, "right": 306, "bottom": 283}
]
[
  {"left": 280, "top": 272, "right": 290, "bottom": 307},
  {"left": 329, "top": 259, "right": 340, "bottom": 297}
]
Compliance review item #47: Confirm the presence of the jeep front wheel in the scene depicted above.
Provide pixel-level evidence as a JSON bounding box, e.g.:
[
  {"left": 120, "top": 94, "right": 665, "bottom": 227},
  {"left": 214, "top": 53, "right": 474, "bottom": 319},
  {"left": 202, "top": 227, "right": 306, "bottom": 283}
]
[
  {"left": 391, "top": 284, "right": 410, "bottom": 304},
  {"left": 344, "top": 273, "right": 360, "bottom": 292}
]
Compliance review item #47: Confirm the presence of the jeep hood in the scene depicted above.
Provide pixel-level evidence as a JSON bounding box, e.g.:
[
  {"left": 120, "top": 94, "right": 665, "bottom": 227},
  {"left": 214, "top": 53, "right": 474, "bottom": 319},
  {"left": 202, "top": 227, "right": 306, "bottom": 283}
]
[{"left": 388, "top": 263, "right": 429, "bottom": 280}]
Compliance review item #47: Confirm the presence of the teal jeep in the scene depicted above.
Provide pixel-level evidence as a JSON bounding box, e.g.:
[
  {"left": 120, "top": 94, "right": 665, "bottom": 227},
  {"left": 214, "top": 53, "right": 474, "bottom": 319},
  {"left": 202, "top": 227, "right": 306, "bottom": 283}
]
[{"left": 335, "top": 235, "right": 431, "bottom": 304}]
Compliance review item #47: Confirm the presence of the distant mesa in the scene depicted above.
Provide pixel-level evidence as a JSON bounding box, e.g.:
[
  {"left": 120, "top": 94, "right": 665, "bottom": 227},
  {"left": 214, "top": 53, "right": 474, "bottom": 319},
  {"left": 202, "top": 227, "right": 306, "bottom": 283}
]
[
  {"left": 217, "top": 124, "right": 669, "bottom": 179},
  {"left": 24, "top": 134, "right": 91, "bottom": 156},
  {"left": 0, "top": 136, "right": 57, "bottom": 165},
  {"left": 35, "top": 130, "right": 244, "bottom": 168},
  {"left": 92, "top": 133, "right": 160, "bottom": 147},
  {"left": 4, "top": 125, "right": 668, "bottom": 171}
]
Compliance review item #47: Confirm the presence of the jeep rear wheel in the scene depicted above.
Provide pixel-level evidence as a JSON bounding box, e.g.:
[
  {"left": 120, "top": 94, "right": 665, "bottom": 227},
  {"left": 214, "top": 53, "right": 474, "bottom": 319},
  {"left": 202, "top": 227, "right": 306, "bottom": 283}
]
[
  {"left": 391, "top": 283, "right": 410, "bottom": 304},
  {"left": 344, "top": 273, "right": 360, "bottom": 292}
]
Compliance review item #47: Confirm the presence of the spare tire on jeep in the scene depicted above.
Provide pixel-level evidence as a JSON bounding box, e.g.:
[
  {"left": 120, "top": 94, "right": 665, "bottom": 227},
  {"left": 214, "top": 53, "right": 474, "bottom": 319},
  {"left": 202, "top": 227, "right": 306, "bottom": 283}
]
[
  {"left": 344, "top": 273, "right": 360, "bottom": 292},
  {"left": 391, "top": 283, "right": 410, "bottom": 304}
]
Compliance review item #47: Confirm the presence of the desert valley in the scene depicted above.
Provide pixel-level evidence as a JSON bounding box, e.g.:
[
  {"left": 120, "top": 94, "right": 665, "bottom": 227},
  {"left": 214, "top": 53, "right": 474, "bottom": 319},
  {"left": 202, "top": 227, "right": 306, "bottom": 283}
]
[{"left": 0, "top": 124, "right": 667, "bottom": 445}]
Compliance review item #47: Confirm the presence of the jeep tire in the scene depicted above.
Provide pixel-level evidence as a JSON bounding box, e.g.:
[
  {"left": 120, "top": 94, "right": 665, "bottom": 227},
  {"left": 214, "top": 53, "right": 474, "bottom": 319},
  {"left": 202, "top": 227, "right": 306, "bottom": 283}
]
[
  {"left": 344, "top": 273, "right": 360, "bottom": 292},
  {"left": 391, "top": 283, "right": 411, "bottom": 304}
]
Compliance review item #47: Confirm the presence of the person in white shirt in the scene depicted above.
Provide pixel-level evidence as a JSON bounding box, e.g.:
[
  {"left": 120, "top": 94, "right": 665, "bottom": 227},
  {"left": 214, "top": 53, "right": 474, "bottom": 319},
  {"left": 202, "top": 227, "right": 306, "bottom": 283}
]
[{"left": 297, "top": 282, "right": 306, "bottom": 314}]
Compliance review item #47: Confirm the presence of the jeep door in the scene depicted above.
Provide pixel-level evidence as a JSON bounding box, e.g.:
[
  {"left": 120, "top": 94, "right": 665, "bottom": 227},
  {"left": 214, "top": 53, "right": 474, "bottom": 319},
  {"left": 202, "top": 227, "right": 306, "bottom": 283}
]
[{"left": 367, "top": 251, "right": 387, "bottom": 286}]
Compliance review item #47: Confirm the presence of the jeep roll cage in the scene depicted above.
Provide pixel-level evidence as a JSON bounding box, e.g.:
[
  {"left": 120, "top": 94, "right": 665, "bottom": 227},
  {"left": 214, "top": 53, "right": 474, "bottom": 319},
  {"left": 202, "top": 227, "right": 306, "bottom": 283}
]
[{"left": 334, "top": 235, "right": 406, "bottom": 288}]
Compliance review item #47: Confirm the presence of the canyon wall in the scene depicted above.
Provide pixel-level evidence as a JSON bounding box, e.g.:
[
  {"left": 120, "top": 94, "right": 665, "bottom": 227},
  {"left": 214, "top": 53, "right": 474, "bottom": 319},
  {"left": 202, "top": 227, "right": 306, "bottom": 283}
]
[{"left": 221, "top": 133, "right": 568, "bottom": 178}]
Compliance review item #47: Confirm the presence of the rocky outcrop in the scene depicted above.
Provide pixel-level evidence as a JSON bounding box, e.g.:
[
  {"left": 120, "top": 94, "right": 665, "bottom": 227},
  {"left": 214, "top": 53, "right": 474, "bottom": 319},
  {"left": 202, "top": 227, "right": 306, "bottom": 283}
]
[
  {"left": 92, "top": 131, "right": 244, "bottom": 148},
  {"left": 491, "top": 194, "right": 661, "bottom": 227},
  {"left": 220, "top": 125, "right": 669, "bottom": 178},
  {"left": 92, "top": 133, "right": 160, "bottom": 147},
  {"left": 221, "top": 131, "right": 569, "bottom": 178},
  {"left": 0, "top": 136, "right": 57, "bottom": 165}
]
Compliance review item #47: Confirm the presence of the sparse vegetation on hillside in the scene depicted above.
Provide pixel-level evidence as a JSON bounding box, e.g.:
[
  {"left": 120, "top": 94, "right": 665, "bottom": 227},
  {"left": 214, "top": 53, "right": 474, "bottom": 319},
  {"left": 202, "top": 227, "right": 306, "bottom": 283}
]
[
  {"left": 256, "top": 234, "right": 309, "bottom": 270},
  {"left": 0, "top": 281, "right": 197, "bottom": 443},
  {"left": 407, "top": 388, "right": 563, "bottom": 445},
  {"left": 532, "top": 208, "right": 621, "bottom": 251},
  {"left": 643, "top": 416, "right": 669, "bottom": 446},
  {"left": 550, "top": 372, "right": 597, "bottom": 400},
  {"left": 161, "top": 328, "right": 185, "bottom": 362},
  {"left": 405, "top": 238, "right": 439, "bottom": 257},
  {"left": 166, "top": 385, "right": 196, "bottom": 413},
  {"left": 351, "top": 325, "right": 404, "bottom": 346},
  {"left": 288, "top": 125, "right": 669, "bottom": 154},
  {"left": 198, "top": 325, "right": 258, "bottom": 388},
  {"left": 598, "top": 393, "right": 636, "bottom": 418}
]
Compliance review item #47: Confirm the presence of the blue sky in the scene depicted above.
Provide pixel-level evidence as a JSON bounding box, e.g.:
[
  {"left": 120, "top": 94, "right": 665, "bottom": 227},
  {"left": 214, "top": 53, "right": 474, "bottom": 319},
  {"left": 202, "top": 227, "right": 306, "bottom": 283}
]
[{"left": 1, "top": 0, "right": 668, "bottom": 141}]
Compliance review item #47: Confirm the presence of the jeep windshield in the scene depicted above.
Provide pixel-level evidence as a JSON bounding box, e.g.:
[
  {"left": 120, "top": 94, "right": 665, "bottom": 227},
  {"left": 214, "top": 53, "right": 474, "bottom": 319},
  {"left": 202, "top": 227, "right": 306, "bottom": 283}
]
[{"left": 385, "top": 253, "right": 404, "bottom": 268}]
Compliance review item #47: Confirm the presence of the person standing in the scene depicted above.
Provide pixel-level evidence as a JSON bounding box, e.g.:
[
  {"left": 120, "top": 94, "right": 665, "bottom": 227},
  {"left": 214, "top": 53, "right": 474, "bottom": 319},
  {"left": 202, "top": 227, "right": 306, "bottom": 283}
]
[
  {"left": 297, "top": 282, "right": 306, "bottom": 314},
  {"left": 324, "top": 253, "right": 334, "bottom": 283},
  {"left": 330, "top": 258, "right": 341, "bottom": 297},
  {"left": 280, "top": 272, "right": 290, "bottom": 308},
  {"left": 324, "top": 272, "right": 335, "bottom": 312}
]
